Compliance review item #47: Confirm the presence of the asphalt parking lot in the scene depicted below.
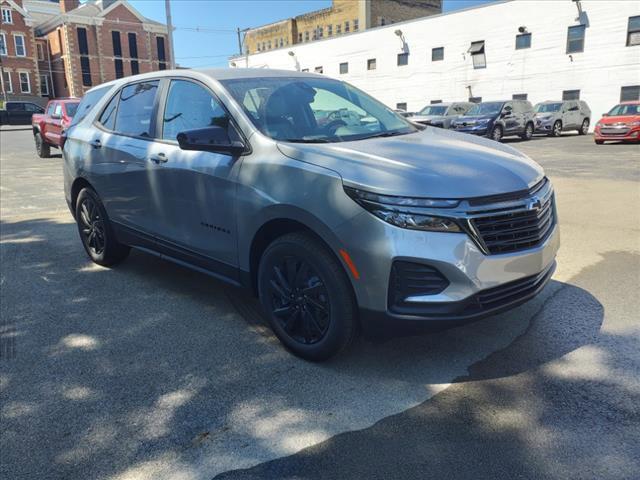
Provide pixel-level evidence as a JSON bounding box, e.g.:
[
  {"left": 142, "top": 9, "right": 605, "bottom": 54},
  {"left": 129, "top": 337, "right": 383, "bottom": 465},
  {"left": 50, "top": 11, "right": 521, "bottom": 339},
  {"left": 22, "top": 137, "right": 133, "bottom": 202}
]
[{"left": 1, "top": 129, "right": 639, "bottom": 480}]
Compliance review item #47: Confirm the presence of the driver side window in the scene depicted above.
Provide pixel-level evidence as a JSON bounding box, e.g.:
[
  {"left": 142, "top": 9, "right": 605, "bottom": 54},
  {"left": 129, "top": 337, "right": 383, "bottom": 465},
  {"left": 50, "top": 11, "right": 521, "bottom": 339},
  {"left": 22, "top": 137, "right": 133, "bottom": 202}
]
[{"left": 162, "top": 80, "right": 229, "bottom": 141}]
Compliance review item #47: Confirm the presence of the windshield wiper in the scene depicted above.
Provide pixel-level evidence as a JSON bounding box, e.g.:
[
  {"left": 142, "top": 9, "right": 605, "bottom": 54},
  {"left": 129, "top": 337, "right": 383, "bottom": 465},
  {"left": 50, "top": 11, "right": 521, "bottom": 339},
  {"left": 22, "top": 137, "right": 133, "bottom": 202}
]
[
  {"left": 281, "top": 138, "right": 332, "bottom": 143},
  {"left": 358, "top": 130, "right": 410, "bottom": 140}
]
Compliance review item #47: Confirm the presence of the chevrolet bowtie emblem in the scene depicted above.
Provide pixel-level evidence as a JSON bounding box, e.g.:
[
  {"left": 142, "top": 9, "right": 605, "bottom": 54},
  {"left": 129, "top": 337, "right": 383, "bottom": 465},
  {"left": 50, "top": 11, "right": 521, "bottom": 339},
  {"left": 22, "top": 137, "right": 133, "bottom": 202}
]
[{"left": 526, "top": 196, "right": 542, "bottom": 211}]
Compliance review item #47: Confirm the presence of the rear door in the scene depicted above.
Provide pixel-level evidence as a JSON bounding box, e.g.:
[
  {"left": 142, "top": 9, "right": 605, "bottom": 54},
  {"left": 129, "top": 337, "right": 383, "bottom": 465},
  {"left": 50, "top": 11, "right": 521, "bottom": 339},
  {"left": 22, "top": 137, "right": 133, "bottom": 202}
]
[
  {"left": 6, "top": 102, "right": 27, "bottom": 125},
  {"left": 502, "top": 102, "right": 518, "bottom": 133},
  {"left": 565, "top": 101, "right": 580, "bottom": 128}
]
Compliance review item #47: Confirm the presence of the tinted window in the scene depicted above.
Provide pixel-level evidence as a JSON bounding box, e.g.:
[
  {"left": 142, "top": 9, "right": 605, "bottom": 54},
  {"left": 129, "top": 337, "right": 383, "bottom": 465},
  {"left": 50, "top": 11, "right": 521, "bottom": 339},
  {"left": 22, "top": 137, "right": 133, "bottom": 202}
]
[
  {"left": 515, "top": 33, "right": 531, "bottom": 50},
  {"left": 6, "top": 103, "right": 25, "bottom": 111},
  {"left": 566, "top": 25, "right": 585, "bottom": 53},
  {"left": 562, "top": 89, "right": 580, "bottom": 100},
  {"left": 98, "top": 93, "right": 119, "bottom": 130},
  {"left": 114, "top": 81, "right": 158, "bottom": 137},
  {"left": 432, "top": 47, "right": 444, "bottom": 61},
  {"left": 70, "top": 85, "right": 112, "bottom": 126},
  {"left": 339, "top": 62, "right": 348, "bottom": 74},
  {"left": 620, "top": 85, "right": 640, "bottom": 102},
  {"left": 397, "top": 53, "right": 408, "bottom": 66},
  {"left": 162, "top": 80, "right": 229, "bottom": 141}
]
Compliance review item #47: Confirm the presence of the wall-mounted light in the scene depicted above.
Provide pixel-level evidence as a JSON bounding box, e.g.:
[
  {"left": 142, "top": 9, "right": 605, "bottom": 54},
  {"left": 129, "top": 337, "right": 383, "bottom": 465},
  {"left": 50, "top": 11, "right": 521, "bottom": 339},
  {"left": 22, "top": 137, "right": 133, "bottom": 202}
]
[
  {"left": 230, "top": 61, "right": 237, "bottom": 67},
  {"left": 394, "top": 29, "right": 408, "bottom": 53},
  {"left": 518, "top": 26, "right": 528, "bottom": 33},
  {"left": 287, "top": 50, "right": 300, "bottom": 71},
  {"left": 288, "top": 51, "right": 295, "bottom": 57}
]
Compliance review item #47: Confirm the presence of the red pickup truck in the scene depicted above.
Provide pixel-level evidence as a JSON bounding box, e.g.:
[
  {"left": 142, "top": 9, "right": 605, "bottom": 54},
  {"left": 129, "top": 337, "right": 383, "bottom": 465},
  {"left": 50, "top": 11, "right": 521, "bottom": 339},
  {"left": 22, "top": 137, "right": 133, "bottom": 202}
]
[{"left": 32, "top": 98, "right": 80, "bottom": 158}]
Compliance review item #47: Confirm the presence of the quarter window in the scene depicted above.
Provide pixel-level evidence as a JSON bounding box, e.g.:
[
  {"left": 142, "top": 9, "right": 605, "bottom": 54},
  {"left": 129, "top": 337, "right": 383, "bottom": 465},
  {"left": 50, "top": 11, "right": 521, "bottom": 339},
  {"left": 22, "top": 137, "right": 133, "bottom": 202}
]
[
  {"left": 562, "top": 89, "right": 580, "bottom": 100},
  {"left": 1, "top": 8, "right": 12, "bottom": 24},
  {"left": 114, "top": 80, "right": 159, "bottom": 137},
  {"left": 431, "top": 47, "right": 444, "bottom": 61},
  {"left": 469, "top": 41, "right": 486, "bottom": 69},
  {"left": 397, "top": 52, "right": 408, "bottom": 66},
  {"left": 515, "top": 33, "right": 531, "bottom": 49},
  {"left": 566, "top": 25, "right": 585, "bottom": 53},
  {"left": 627, "top": 16, "right": 640, "bottom": 46},
  {"left": 98, "top": 92, "right": 119, "bottom": 130},
  {"left": 367, "top": 58, "right": 376, "bottom": 70},
  {"left": 162, "top": 80, "right": 229, "bottom": 141},
  {"left": 620, "top": 85, "right": 640, "bottom": 102},
  {"left": 14, "top": 34, "right": 26, "bottom": 57},
  {"left": 339, "top": 62, "right": 348, "bottom": 74}
]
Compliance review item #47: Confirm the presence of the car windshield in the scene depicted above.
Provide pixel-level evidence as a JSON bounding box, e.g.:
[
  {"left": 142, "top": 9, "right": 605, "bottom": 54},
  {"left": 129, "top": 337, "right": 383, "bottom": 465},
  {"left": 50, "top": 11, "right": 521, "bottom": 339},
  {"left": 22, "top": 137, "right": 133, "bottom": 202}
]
[
  {"left": 608, "top": 104, "right": 640, "bottom": 116},
  {"left": 220, "top": 76, "right": 416, "bottom": 143},
  {"left": 535, "top": 103, "right": 562, "bottom": 113},
  {"left": 65, "top": 102, "right": 80, "bottom": 117},
  {"left": 466, "top": 102, "right": 504, "bottom": 116},
  {"left": 418, "top": 105, "right": 448, "bottom": 116}
]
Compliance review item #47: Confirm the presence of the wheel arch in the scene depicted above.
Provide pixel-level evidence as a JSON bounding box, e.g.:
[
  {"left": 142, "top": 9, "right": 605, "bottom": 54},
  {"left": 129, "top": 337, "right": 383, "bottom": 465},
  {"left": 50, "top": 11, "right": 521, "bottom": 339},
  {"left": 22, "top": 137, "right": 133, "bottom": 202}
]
[{"left": 70, "top": 177, "right": 95, "bottom": 217}]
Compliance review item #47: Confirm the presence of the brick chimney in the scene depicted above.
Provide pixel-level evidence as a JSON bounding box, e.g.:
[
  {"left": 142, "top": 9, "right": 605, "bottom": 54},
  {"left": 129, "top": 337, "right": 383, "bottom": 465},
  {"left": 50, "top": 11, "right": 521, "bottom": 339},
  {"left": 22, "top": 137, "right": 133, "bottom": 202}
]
[{"left": 60, "top": 0, "right": 80, "bottom": 13}]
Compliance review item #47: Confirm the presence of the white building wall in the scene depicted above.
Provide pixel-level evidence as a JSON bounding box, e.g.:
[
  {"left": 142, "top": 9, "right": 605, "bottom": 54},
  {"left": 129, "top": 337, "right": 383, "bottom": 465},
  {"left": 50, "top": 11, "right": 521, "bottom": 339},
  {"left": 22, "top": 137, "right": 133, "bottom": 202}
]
[{"left": 231, "top": 0, "right": 640, "bottom": 131}]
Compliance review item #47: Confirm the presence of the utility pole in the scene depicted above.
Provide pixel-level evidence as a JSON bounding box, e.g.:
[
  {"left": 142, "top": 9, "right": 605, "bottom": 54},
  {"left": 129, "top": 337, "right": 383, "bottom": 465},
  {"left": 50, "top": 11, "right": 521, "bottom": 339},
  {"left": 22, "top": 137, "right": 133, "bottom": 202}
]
[
  {"left": 165, "top": 0, "right": 176, "bottom": 69},
  {"left": 236, "top": 28, "right": 243, "bottom": 56}
]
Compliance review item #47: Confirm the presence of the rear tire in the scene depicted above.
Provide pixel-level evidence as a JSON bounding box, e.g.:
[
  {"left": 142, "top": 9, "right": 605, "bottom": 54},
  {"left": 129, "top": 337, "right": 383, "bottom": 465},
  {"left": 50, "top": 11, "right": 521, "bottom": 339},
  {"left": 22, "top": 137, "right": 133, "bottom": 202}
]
[
  {"left": 551, "top": 121, "right": 562, "bottom": 137},
  {"left": 257, "top": 232, "right": 357, "bottom": 361},
  {"left": 491, "top": 125, "right": 503, "bottom": 142},
  {"left": 579, "top": 119, "right": 589, "bottom": 135},
  {"left": 75, "top": 188, "right": 130, "bottom": 267},
  {"left": 35, "top": 133, "right": 50, "bottom": 158},
  {"left": 520, "top": 122, "right": 534, "bottom": 140}
]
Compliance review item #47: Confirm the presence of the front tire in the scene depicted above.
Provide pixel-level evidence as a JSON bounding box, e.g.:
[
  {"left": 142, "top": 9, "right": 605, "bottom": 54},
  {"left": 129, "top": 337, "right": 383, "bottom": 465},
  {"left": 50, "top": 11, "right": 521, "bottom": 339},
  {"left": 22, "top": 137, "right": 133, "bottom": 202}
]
[
  {"left": 579, "top": 119, "right": 589, "bottom": 135},
  {"left": 595, "top": 140, "right": 604, "bottom": 145},
  {"left": 258, "top": 232, "right": 357, "bottom": 361},
  {"left": 491, "top": 125, "right": 503, "bottom": 142},
  {"left": 35, "top": 133, "right": 50, "bottom": 158},
  {"left": 520, "top": 122, "right": 534, "bottom": 140},
  {"left": 551, "top": 120, "right": 562, "bottom": 137},
  {"left": 75, "top": 188, "right": 130, "bottom": 266}
]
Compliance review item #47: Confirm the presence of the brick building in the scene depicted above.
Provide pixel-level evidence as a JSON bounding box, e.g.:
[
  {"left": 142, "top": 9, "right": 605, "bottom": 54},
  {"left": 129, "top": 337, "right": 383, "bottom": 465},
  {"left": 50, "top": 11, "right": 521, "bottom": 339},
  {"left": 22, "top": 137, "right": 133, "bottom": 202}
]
[
  {"left": 243, "top": 0, "right": 441, "bottom": 55},
  {"left": 0, "top": 0, "right": 170, "bottom": 104}
]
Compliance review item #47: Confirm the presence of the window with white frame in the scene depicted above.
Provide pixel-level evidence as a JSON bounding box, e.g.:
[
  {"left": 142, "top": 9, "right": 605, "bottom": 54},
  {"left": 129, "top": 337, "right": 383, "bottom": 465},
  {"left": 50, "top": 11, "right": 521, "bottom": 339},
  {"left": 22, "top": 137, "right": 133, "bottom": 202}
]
[
  {"left": 0, "top": 33, "right": 7, "bottom": 56},
  {"left": 1, "top": 70, "right": 12, "bottom": 93},
  {"left": 1, "top": 7, "right": 12, "bottom": 24},
  {"left": 627, "top": 16, "right": 640, "bottom": 46},
  {"left": 37, "top": 43, "right": 45, "bottom": 61},
  {"left": 19, "top": 71, "right": 30, "bottom": 93},
  {"left": 40, "top": 75, "right": 49, "bottom": 96},
  {"left": 469, "top": 40, "right": 486, "bottom": 69},
  {"left": 14, "top": 34, "right": 26, "bottom": 57}
]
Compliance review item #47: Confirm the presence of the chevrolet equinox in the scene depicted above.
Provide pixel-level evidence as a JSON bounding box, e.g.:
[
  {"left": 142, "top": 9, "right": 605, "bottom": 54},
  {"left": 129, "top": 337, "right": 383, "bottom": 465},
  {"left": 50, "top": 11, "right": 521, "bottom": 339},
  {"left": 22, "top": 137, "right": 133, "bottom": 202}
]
[{"left": 64, "top": 69, "right": 559, "bottom": 361}]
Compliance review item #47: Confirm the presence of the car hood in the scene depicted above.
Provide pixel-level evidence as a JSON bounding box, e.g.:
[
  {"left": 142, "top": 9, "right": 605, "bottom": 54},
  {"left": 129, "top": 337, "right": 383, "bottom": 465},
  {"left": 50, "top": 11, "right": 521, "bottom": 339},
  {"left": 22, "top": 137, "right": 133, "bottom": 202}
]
[
  {"left": 598, "top": 115, "right": 640, "bottom": 125},
  {"left": 277, "top": 128, "right": 544, "bottom": 198}
]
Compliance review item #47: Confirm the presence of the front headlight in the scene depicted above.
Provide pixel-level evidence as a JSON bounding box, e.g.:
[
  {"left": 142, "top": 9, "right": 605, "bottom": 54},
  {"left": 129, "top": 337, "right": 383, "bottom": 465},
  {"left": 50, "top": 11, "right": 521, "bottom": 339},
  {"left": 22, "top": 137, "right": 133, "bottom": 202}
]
[{"left": 344, "top": 187, "right": 462, "bottom": 233}]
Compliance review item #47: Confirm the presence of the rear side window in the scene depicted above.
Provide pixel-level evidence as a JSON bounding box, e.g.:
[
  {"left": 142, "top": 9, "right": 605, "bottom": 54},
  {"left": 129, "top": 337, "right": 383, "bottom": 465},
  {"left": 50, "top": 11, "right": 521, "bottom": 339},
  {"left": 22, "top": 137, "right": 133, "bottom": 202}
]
[
  {"left": 71, "top": 85, "right": 112, "bottom": 126},
  {"left": 65, "top": 103, "right": 79, "bottom": 117},
  {"left": 114, "top": 80, "right": 159, "bottom": 137},
  {"left": 6, "top": 103, "right": 25, "bottom": 111}
]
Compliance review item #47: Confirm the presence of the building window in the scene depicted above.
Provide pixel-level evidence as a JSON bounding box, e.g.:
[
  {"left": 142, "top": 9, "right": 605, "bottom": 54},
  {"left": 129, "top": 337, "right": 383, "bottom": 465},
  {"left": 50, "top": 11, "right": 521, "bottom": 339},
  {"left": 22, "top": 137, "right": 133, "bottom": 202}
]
[
  {"left": 131, "top": 60, "right": 139, "bottom": 75},
  {"left": 128, "top": 32, "right": 138, "bottom": 58},
  {"left": 512, "top": 93, "right": 528, "bottom": 100},
  {"left": 345, "top": 21, "right": 350, "bottom": 33},
  {"left": 301, "top": 68, "right": 309, "bottom": 72},
  {"left": 40, "top": 75, "right": 49, "bottom": 96},
  {"left": 315, "top": 66, "right": 323, "bottom": 73},
  {"left": 328, "top": 25, "right": 332, "bottom": 36},
  {"left": 339, "top": 62, "right": 348, "bottom": 74},
  {"left": 469, "top": 96, "right": 482, "bottom": 103},
  {"left": 14, "top": 34, "right": 26, "bottom": 57},
  {"left": 566, "top": 25, "right": 585, "bottom": 53},
  {"left": 515, "top": 33, "right": 531, "bottom": 49},
  {"left": 379, "top": 17, "right": 386, "bottom": 26},
  {"left": 159, "top": 62, "right": 166, "bottom": 70},
  {"left": 114, "top": 59, "right": 124, "bottom": 79},
  {"left": 112, "top": 31, "right": 122, "bottom": 57},
  {"left": 1, "top": 8, "right": 12, "bottom": 24},
  {"left": 397, "top": 52, "right": 408, "bottom": 66},
  {"left": 298, "top": 33, "right": 302, "bottom": 42},
  {"left": 157, "top": 36, "right": 166, "bottom": 61},
  {"left": 354, "top": 19, "right": 359, "bottom": 31},
  {"left": 432, "top": 47, "right": 444, "bottom": 61},
  {"left": 469, "top": 41, "right": 486, "bottom": 69},
  {"left": 0, "top": 33, "right": 7, "bottom": 56},
  {"left": 1, "top": 70, "right": 12, "bottom": 93},
  {"left": 562, "top": 89, "right": 580, "bottom": 100},
  {"left": 431, "top": 100, "right": 442, "bottom": 104},
  {"left": 367, "top": 58, "right": 376, "bottom": 70},
  {"left": 37, "top": 43, "right": 45, "bottom": 61},
  {"left": 19, "top": 72, "right": 30, "bottom": 93},
  {"left": 305, "top": 31, "right": 309, "bottom": 42},
  {"left": 396, "top": 102, "right": 407, "bottom": 111},
  {"left": 77, "top": 28, "right": 89, "bottom": 55},
  {"left": 80, "top": 56, "right": 92, "bottom": 86},
  {"left": 627, "top": 16, "right": 640, "bottom": 46},
  {"left": 267, "top": 40, "right": 272, "bottom": 49},
  {"left": 280, "top": 38, "right": 284, "bottom": 47},
  {"left": 336, "top": 24, "right": 341, "bottom": 35},
  {"left": 620, "top": 85, "right": 640, "bottom": 102}
]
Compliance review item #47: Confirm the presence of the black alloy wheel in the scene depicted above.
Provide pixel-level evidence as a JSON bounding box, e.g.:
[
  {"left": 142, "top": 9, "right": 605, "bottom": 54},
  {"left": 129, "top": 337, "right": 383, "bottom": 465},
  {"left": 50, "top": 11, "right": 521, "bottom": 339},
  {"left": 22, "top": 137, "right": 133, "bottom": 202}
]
[{"left": 78, "top": 196, "right": 106, "bottom": 257}]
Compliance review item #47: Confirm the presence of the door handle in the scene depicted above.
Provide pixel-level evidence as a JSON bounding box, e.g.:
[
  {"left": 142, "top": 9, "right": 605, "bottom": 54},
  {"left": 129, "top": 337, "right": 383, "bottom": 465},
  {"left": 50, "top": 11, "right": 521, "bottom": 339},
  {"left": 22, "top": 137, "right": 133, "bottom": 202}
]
[
  {"left": 149, "top": 153, "right": 168, "bottom": 164},
  {"left": 91, "top": 139, "right": 102, "bottom": 149}
]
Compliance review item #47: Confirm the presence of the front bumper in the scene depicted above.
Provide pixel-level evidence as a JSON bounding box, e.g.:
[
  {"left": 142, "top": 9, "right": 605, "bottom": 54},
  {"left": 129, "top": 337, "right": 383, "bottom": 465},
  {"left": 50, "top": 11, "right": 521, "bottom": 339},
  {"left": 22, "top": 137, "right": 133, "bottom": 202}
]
[
  {"left": 594, "top": 126, "right": 640, "bottom": 142},
  {"left": 451, "top": 124, "right": 490, "bottom": 136},
  {"left": 336, "top": 207, "right": 560, "bottom": 337}
]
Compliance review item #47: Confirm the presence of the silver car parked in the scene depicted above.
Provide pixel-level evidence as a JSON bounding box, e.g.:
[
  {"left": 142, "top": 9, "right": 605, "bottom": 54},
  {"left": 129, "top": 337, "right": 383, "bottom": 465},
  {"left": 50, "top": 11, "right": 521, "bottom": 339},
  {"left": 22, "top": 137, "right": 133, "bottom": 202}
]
[
  {"left": 411, "top": 102, "right": 474, "bottom": 128},
  {"left": 534, "top": 100, "right": 591, "bottom": 136},
  {"left": 64, "top": 69, "right": 559, "bottom": 360}
]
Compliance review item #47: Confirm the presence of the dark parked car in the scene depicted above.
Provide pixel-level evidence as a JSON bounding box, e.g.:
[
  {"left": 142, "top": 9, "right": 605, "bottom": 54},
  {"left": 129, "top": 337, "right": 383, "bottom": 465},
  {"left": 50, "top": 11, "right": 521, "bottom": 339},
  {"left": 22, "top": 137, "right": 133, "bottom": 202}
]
[
  {"left": 0, "top": 101, "right": 44, "bottom": 125},
  {"left": 451, "top": 100, "right": 535, "bottom": 142},
  {"left": 534, "top": 100, "right": 591, "bottom": 136},
  {"left": 411, "top": 102, "right": 474, "bottom": 129}
]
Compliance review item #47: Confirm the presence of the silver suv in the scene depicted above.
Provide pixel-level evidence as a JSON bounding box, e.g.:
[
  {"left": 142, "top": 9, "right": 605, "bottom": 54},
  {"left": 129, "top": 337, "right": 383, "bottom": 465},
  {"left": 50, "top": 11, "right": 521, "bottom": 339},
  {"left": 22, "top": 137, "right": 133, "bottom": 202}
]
[
  {"left": 64, "top": 69, "right": 559, "bottom": 360},
  {"left": 411, "top": 102, "right": 474, "bottom": 128},
  {"left": 534, "top": 100, "right": 591, "bottom": 136}
]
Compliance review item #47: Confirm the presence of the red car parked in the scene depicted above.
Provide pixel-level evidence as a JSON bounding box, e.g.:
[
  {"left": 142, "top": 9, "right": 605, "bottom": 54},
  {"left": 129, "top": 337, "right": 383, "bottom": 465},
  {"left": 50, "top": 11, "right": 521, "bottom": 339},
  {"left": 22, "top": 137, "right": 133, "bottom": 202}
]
[
  {"left": 594, "top": 101, "right": 640, "bottom": 144},
  {"left": 32, "top": 98, "right": 80, "bottom": 157}
]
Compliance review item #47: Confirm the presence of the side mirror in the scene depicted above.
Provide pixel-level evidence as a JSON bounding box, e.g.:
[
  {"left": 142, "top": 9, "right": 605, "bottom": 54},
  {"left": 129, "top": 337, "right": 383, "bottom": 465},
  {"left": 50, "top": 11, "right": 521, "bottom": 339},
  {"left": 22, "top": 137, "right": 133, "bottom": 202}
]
[
  {"left": 602, "top": 113, "right": 609, "bottom": 117},
  {"left": 177, "top": 126, "right": 246, "bottom": 156}
]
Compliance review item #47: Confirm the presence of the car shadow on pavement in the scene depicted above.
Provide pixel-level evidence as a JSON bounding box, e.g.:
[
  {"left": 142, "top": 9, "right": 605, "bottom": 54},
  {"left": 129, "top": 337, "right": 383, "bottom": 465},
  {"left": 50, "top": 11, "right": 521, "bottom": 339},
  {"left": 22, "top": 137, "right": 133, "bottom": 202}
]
[{"left": 0, "top": 216, "right": 617, "bottom": 480}]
